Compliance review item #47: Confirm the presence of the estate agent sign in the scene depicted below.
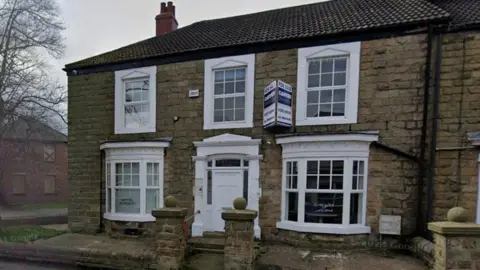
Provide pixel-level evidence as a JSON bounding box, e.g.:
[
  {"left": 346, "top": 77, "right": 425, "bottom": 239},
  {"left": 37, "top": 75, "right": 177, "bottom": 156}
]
[{"left": 263, "top": 80, "right": 292, "bottom": 128}]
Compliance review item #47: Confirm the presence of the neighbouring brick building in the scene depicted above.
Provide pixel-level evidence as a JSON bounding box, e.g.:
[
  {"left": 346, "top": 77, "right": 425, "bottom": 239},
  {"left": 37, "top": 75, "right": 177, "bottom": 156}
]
[
  {"left": 64, "top": 0, "right": 480, "bottom": 244},
  {"left": 0, "top": 118, "right": 68, "bottom": 206}
]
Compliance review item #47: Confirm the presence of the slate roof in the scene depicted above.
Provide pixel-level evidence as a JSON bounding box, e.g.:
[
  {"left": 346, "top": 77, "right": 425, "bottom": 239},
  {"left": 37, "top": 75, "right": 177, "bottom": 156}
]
[
  {"left": 2, "top": 118, "right": 67, "bottom": 142},
  {"left": 435, "top": 0, "right": 480, "bottom": 30},
  {"left": 65, "top": 0, "right": 450, "bottom": 70}
]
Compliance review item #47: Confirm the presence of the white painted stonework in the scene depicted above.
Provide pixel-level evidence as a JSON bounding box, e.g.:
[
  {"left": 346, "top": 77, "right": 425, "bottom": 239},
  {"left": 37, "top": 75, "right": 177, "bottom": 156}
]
[{"left": 192, "top": 133, "right": 261, "bottom": 238}]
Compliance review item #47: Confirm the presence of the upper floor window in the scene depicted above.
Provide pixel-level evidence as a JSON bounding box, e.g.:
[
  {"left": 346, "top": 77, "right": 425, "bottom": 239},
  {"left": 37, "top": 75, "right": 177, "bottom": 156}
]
[
  {"left": 44, "top": 143, "right": 55, "bottom": 162},
  {"left": 296, "top": 42, "right": 361, "bottom": 126},
  {"left": 115, "top": 66, "right": 157, "bottom": 134},
  {"left": 204, "top": 54, "right": 255, "bottom": 130}
]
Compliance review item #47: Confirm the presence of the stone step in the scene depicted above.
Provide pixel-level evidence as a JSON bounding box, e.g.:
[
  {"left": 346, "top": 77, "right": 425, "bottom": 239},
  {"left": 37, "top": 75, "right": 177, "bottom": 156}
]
[
  {"left": 188, "top": 237, "right": 225, "bottom": 251},
  {"left": 202, "top": 232, "right": 225, "bottom": 239}
]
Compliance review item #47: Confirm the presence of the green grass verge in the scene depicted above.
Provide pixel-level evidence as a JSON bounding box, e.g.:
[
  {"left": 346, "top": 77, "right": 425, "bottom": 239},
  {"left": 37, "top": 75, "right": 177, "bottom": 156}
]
[
  {"left": 0, "top": 226, "right": 67, "bottom": 243},
  {"left": 18, "top": 203, "right": 68, "bottom": 210}
]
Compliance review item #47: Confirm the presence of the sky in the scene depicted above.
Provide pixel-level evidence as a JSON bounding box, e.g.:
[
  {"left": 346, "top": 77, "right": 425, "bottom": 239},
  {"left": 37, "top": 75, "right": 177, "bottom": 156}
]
[{"left": 53, "top": 0, "right": 325, "bottom": 85}]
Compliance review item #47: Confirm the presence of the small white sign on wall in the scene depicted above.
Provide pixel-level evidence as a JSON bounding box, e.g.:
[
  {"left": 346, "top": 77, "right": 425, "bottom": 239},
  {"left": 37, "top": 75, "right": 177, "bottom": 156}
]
[
  {"left": 379, "top": 215, "right": 402, "bottom": 235},
  {"left": 189, "top": 89, "right": 199, "bottom": 98}
]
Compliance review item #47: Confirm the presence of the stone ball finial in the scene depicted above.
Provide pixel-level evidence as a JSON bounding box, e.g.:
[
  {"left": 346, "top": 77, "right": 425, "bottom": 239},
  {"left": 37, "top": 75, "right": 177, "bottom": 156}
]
[
  {"left": 447, "top": 207, "right": 468, "bottom": 222},
  {"left": 233, "top": 197, "right": 247, "bottom": 210},
  {"left": 164, "top": 195, "right": 178, "bottom": 208}
]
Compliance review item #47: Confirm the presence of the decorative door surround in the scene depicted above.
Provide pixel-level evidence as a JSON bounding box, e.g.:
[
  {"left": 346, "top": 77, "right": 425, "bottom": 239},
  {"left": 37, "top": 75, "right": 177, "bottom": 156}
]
[{"left": 192, "top": 133, "right": 262, "bottom": 238}]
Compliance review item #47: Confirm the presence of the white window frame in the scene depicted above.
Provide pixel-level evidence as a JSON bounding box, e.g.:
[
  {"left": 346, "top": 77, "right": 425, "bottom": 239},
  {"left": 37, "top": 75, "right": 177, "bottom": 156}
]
[
  {"left": 114, "top": 66, "right": 157, "bottom": 134},
  {"left": 296, "top": 42, "right": 361, "bottom": 126},
  {"left": 100, "top": 141, "right": 168, "bottom": 222},
  {"left": 204, "top": 54, "right": 255, "bottom": 130},
  {"left": 276, "top": 133, "right": 378, "bottom": 235}
]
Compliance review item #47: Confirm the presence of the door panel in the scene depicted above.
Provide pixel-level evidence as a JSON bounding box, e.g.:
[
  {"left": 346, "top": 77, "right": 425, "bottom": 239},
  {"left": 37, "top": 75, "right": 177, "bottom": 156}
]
[{"left": 212, "top": 170, "right": 242, "bottom": 231}]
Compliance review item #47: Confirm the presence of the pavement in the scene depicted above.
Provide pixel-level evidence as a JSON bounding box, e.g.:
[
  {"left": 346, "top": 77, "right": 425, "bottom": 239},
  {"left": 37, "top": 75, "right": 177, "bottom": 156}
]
[
  {"left": 0, "top": 207, "right": 67, "bottom": 226},
  {"left": 0, "top": 259, "right": 75, "bottom": 269}
]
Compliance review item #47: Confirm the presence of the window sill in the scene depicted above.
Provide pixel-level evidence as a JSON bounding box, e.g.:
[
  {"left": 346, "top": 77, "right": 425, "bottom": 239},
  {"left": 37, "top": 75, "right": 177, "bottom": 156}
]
[
  {"left": 203, "top": 121, "right": 253, "bottom": 130},
  {"left": 104, "top": 213, "right": 155, "bottom": 222},
  {"left": 114, "top": 126, "right": 156, "bottom": 135},
  {"left": 295, "top": 117, "right": 357, "bottom": 126},
  {"left": 276, "top": 221, "right": 371, "bottom": 235}
]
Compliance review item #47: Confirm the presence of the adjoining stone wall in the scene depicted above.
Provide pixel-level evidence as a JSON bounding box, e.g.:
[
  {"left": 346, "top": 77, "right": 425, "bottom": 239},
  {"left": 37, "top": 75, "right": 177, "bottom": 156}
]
[
  {"left": 433, "top": 31, "right": 480, "bottom": 221},
  {"left": 68, "top": 34, "right": 428, "bottom": 238}
]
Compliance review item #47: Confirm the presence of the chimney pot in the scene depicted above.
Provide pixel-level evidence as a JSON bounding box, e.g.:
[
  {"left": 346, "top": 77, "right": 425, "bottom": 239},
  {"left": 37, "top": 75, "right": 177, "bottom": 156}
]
[{"left": 161, "top": 2, "right": 166, "bottom": 12}]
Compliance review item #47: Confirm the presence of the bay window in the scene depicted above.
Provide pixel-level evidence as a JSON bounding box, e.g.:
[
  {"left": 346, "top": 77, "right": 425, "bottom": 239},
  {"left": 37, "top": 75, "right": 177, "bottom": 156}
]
[
  {"left": 101, "top": 141, "right": 169, "bottom": 222},
  {"left": 277, "top": 133, "right": 378, "bottom": 234}
]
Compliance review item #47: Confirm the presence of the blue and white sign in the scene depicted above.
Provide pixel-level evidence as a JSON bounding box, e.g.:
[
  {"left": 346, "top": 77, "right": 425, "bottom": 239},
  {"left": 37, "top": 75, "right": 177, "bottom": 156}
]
[
  {"left": 276, "top": 80, "right": 292, "bottom": 127},
  {"left": 263, "top": 80, "right": 293, "bottom": 128},
  {"left": 263, "top": 81, "right": 277, "bottom": 128}
]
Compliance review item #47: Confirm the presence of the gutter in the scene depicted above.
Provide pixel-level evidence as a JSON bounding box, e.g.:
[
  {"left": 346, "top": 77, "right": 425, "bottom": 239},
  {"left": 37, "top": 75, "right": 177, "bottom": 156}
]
[
  {"left": 426, "top": 31, "right": 444, "bottom": 239},
  {"left": 416, "top": 24, "right": 433, "bottom": 236}
]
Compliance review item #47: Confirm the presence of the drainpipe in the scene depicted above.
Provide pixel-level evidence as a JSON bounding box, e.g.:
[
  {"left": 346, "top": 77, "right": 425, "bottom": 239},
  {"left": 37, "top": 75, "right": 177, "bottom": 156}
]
[
  {"left": 426, "top": 32, "right": 443, "bottom": 239},
  {"left": 417, "top": 25, "right": 433, "bottom": 236},
  {"left": 98, "top": 149, "right": 105, "bottom": 232}
]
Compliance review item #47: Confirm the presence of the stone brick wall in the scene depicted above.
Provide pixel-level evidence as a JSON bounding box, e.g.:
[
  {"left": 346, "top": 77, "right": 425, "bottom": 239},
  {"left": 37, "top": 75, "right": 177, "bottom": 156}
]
[
  {"left": 433, "top": 31, "right": 480, "bottom": 221},
  {"left": 0, "top": 140, "right": 68, "bottom": 206},
  {"left": 68, "top": 34, "right": 428, "bottom": 238}
]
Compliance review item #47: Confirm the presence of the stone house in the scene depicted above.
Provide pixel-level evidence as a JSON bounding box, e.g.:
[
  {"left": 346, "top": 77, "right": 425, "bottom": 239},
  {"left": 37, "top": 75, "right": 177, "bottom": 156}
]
[
  {"left": 64, "top": 0, "right": 480, "bottom": 244},
  {"left": 0, "top": 118, "right": 68, "bottom": 206}
]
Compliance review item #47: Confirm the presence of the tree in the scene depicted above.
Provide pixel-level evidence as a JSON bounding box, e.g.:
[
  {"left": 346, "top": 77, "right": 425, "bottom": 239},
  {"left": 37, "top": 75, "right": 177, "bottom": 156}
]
[{"left": 0, "top": 0, "right": 66, "bottom": 138}]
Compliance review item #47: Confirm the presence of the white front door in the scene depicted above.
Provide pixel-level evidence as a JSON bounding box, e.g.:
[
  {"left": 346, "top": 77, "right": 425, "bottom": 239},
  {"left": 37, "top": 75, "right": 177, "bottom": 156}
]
[{"left": 212, "top": 170, "right": 243, "bottom": 231}]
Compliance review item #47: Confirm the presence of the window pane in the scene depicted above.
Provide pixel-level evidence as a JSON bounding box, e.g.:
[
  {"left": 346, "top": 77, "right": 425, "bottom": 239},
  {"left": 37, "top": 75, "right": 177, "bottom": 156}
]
[
  {"left": 235, "top": 109, "right": 245, "bottom": 121},
  {"left": 320, "top": 73, "right": 333, "bottom": 86},
  {"left": 225, "top": 97, "right": 234, "bottom": 110},
  {"left": 146, "top": 189, "right": 160, "bottom": 213},
  {"left": 319, "top": 161, "right": 331, "bottom": 174},
  {"left": 332, "top": 176, "right": 343, "bottom": 190},
  {"left": 334, "top": 72, "right": 347, "bottom": 86},
  {"left": 292, "top": 162, "right": 298, "bottom": 174},
  {"left": 332, "top": 161, "right": 344, "bottom": 174},
  {"left": 216, "top": 159, "right": 241, "bottom": 167},
  {"left": 307, "top": 176, "right": 317, "bottom": 189},
  {"left": 214, "top": 98, "right": 223, "bottom": 110},
  {"left": 214, "top": 83, "right": 224, "bottom": 95},
  {"left": 214, "top": 70, "right": 224, "bottom": 82},
  {"left": 333, "top": 89, "right": 346, "bottom": 102},
  {"left": 287, "top": 162, "right": 292, "bottom": 174},
  {"left": 106, "top": 164, "right": 111, "bottom": 186},
  {"left": 335, "top": 58, "right": 347, "bottom": 72},
  {"left": 321, "top": 59, "right": 333, "bottom": 73},
  {"left": 225, "top": 70, "right": 235, "bottom": 81},
  {"left": 235, "top": 81, "right": 245, "bottom": 93},
  {"left": 214, "top": 110, "right": 223, "bottom": 122},
  {"left": 243, "top": 170, "right": 248, "bottom": 203},
  {"left": 352, "top": 176, "right": 358, "bottom": 190},
  {"left": 207, "top": 171, "right": 212, "bottom": 205},
  {"left": 332, "top": 103, "right": 345, "bottom": 116},
  {"left": 319, "top": 104, "right": 332, "bottom": 117},
  {"left": 115, "top": 189, "right": 140, "bottom": 213},
  {"left": 306, "top": 104, "right": 318, "bottom": 117},
  {"left": 235, "top": 68, "right": 246, "bottom": 80},
  {"left": 225, "top": 82, "right": 235, "bottom": 94},
  {"left": 358, "top": 176, "right": 364, "bottom": 189},
  {"left": 318, "top": 176, "right": 330, "bottom": 189},
  {"left": 123, "top": 175, "right": 131, "bottom": 186},
  {"left": 308, "top": 61, "right": 320, "bottom": 74},
  {"left": 359, "top": 161, "right": 365, "bottom": 174},
  {"left": 235, "top": 96, "right": 245, "bottom": 109},
  {"left": 304, "top": 193, "right": 343, "bottom": 224},
  {"left": 224, "top": 110, "right": 234, "bottom": 121},
  {"left": 291, "top": 176, "right": 298, "bottom": 189},
  {"left": 307, "top": 161, "right": 318, "bottom": 174},
  {"left": 123, "top": 163, "right": 131, "bottom": 174},
  {"left": 307, "top": 91, "right": 319, "bottom": 104},
  {"left": 320, "top": 90, "right": 332, "bottom": 103},
  {"left": 308, "top": 75, "right": 320, "bottom": 88},
  {"left": 243, "top": 160, "right": 249, "bottom": 167},
  {"left": 286, "top": 192, "right": 298, "bottom": 221},
  {"left": 132, "top": 163, "right": 139, "bottom": 174},
  {"left": 350, "top": 193, "right": 363, "bottom": 224},
  {"left": 132, "top": 175, "right": 140, "bottom": 186}
]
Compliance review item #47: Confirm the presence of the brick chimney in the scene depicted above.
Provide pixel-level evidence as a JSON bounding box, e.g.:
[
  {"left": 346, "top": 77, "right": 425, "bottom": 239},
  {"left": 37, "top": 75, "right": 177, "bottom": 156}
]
[{"left": 155, "top": 2, "right": 178, "bottom": 36}]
